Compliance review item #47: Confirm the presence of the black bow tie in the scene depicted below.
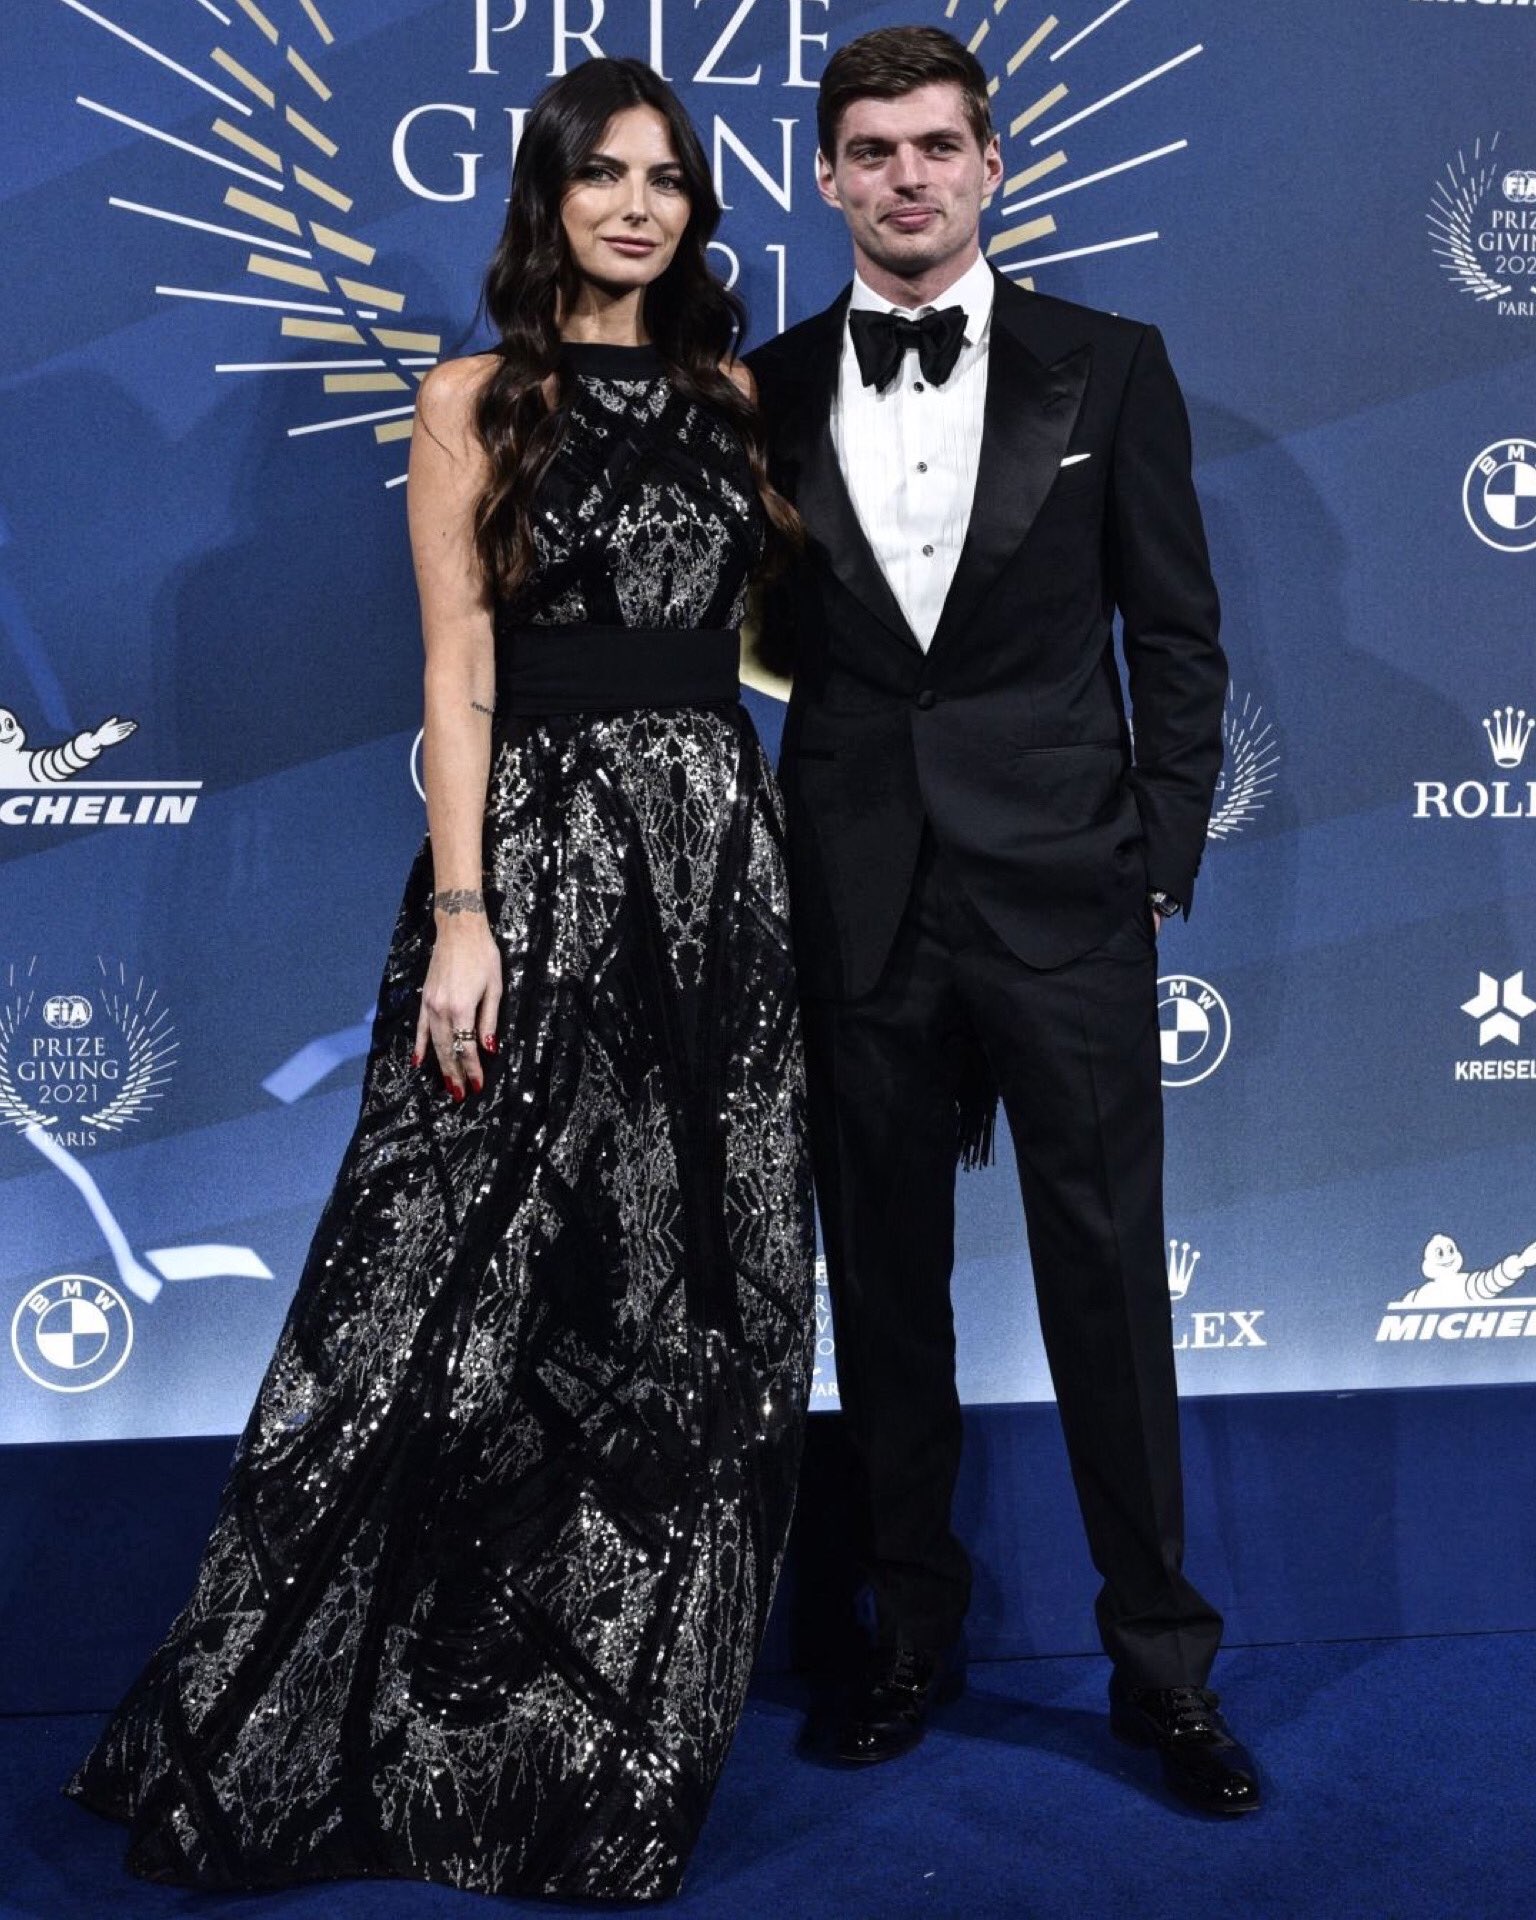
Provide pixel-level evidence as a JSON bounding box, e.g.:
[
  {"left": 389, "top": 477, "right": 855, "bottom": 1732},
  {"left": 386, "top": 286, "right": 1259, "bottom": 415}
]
[{"left": 848, "top": 305, "right": 968, "bottom": 393}]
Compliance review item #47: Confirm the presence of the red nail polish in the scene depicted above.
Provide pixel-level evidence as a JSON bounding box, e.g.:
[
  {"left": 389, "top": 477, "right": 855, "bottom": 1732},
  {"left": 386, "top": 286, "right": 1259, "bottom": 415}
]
[
  {"left": 449, "top": 1083, "right": 465, "bottom": 1104},
  {"left": 411, "top": 1050, "right": 422, "bottom": 1068},
  {"left": 483, "top": 1034, "right": 498, "bottom": 1054}
]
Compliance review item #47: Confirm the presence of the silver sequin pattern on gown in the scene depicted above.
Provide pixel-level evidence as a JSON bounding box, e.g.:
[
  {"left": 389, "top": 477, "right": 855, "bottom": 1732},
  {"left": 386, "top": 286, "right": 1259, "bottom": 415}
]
[{"left": 65, "top": 348, "right": 816, "bottom": 1903}]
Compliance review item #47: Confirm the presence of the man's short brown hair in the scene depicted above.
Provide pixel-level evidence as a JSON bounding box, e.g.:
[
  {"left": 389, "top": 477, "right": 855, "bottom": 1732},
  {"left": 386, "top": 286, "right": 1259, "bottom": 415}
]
[{"left": 816, "top": 26, "right": 996, "bottom": 161}]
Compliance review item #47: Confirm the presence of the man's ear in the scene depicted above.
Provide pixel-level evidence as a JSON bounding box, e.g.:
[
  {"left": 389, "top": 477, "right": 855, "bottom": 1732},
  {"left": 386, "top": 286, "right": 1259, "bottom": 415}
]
[
  {"left": 982, "top": 133, "right": 1004, "bottom": 197},
  {"left": 815, "top": 149, "right": 841, "bottom": 211}
]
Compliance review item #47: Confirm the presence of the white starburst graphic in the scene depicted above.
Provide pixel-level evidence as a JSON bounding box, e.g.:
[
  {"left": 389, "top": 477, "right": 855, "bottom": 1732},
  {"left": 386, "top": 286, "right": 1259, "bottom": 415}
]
[
  {"left": 61, "top": 0, "right": 438, "bottom": 489},
  {"left": 1429, "top": 136, "right": 1512, "bottom": 306},
  {"left": 1207, "top": 687, "right": 1279, "bottom": 842}
]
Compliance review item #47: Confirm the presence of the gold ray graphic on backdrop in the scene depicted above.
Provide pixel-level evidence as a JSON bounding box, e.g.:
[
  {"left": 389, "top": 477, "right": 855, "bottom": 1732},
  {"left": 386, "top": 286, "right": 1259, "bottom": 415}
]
[
  {"left": 63, "top": 0, "right": 439, "bottom": 488},
  {"left": 958, "top": 0, "right": 1201, "bottom": 291},
  {"left": 62, "top": 0, "right": 1204, "bottom": 486}
]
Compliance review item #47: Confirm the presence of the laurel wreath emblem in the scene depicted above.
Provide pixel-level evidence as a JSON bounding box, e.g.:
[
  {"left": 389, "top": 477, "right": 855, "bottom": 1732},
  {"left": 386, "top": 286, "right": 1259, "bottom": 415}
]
[
  {"left": 1207, "top": 689, "right": 1279, "bottom": 842},
  {"left": 1428, "top": 138, "right": 1512, "bottom": 306},
  {"left": 0, "top": 961, "right": 176, "bottom": 1138}
]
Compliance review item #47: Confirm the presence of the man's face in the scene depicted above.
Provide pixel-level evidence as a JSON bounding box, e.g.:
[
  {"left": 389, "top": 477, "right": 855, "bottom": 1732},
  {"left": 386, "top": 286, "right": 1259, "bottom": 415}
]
[{"left": 817, "top": 82, "right": 1003, "bottom": 285}]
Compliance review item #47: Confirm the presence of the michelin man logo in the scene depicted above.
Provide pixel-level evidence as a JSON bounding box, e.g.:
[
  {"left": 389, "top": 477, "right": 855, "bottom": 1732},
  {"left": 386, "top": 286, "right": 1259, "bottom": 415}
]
[
  {"left": 1378, "top": 1234, "right": 1536, "bottom": 1344},
  {"left": 0, "top": 703, "right": 199, "bottom": 827},
  {"left": 1399, "top": 1234, "right": 1536, "bottom": 1309},
  {"left": 0, "top": 708, "right": 136, "bottom": 784},
  {"left": 10, "top": 1274, "right": 133, "bottom": 1393}
]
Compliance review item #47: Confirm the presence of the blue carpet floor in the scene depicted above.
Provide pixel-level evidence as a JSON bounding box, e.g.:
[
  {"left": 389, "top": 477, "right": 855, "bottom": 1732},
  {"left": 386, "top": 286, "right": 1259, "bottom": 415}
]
[{"left": 3, "top": 1634, "right": 1532, "bottom": 1919}]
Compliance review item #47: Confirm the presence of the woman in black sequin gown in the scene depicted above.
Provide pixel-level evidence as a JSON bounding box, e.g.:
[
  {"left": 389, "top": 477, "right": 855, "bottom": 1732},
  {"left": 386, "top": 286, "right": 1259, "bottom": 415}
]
[{"left": 66, "top": 60, "right": 814, "bottom": 1904}]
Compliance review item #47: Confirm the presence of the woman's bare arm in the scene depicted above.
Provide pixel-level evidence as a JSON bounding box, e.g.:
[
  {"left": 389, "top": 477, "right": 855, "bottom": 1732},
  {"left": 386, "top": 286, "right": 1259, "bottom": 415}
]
[{"left": 405, "top": 354, "right": 502, "bottom": 1096}]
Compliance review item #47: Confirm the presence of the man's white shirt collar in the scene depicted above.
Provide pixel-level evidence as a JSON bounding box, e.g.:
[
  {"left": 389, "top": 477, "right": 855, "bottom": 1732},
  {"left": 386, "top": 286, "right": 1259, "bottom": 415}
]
[{"left": 847, "top": 251, "right": 996, "bottom": 347}]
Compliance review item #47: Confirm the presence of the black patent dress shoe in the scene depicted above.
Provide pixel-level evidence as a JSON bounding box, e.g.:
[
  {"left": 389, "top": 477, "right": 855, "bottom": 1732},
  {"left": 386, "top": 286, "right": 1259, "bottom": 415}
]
[
  {"left": 836, "top": 1642, "right": 965, "bottom": 1766},
  {"left": 1109, "top": 1679, "right": 1262, "bottom": 1814}
]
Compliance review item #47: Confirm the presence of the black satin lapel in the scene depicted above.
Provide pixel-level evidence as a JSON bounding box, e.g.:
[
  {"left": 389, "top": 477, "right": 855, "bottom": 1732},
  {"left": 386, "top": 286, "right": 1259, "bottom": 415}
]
[
  {"left": 775, "top": 293, "right": 920, "bottom": 655},
  {"left": 798, "top": 420, "right": 921, "bottom": 654},
  {"left": 930, "top": 331, "right": 1091, "bottom": 653}
]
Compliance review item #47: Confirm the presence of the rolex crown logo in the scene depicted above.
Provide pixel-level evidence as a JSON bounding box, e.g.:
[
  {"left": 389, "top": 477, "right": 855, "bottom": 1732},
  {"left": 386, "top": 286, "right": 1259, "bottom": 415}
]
[
  {"left": 1166, "top": 1238, "right": 1201, "bottom": 1304},
  {"left": 1483, "top": 705, "right": 1535, "bottom": 770}
]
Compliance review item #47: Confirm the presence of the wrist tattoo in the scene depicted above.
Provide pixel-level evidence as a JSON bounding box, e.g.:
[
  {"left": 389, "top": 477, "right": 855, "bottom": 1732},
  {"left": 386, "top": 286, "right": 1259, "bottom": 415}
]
[
  {"left": 470, "top": 699, "right": 494, "bottom": 718},
  {"left": 433, "top": 888, "right": 485, "bottom": 917}
]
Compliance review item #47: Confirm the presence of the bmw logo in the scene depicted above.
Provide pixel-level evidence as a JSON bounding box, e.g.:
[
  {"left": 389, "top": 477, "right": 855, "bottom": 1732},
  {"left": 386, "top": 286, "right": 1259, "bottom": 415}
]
[{"left": 11, "top": 1275, "right": 134, "bottom": 1393}]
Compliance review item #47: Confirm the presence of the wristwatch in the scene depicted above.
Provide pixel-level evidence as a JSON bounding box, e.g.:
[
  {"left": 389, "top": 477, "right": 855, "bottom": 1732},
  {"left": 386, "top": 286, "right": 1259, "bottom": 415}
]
[{"left": 1149, "top": 889, "right": 1183, "bottom": 920}]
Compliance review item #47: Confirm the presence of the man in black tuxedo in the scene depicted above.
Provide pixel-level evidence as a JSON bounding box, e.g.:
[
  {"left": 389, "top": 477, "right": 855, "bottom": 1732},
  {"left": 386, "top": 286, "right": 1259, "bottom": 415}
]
[{"left": 748, "top": 26, "right": 1258, "bottom": 1814}]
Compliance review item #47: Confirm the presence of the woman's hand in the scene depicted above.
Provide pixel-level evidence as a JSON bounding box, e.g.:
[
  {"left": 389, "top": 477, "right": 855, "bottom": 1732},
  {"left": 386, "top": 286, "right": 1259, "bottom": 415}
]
[{"left": 412, "top": 901, "right": 502, "bottom": 1100}]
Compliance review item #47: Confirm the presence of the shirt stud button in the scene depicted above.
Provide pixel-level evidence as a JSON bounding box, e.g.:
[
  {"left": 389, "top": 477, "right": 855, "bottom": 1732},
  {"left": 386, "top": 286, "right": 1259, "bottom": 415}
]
[
  {"left": 922, "top": 543, "right": 934, "bottom": 557},
  {"left": 916, "top": 461, "right": 928, "bottom": 473},
  {"left": 913, "top": 381, "right": 925, "bottom": 393}
]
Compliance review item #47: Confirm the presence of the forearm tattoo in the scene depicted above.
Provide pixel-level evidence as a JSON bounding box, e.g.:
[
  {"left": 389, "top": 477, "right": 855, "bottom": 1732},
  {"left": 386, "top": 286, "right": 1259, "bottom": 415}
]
[
  {"left": 433, "top": 889, "right": 486, "bottom": 916},
  {"left": 470, "top": 699, "right": 494, "bottom": 718}
]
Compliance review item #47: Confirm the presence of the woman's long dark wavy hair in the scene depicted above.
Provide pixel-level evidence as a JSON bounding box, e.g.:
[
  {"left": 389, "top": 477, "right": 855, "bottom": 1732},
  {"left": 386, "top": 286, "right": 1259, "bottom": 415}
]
[{"left": 472, "top": 58, "right": 799, "bottom": 600}]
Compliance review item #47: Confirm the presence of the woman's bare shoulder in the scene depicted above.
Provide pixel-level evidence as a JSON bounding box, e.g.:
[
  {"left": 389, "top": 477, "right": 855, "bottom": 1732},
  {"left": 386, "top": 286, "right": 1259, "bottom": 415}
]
[{"left": 415, "top": 352, "right": 499, "bottom": 442}]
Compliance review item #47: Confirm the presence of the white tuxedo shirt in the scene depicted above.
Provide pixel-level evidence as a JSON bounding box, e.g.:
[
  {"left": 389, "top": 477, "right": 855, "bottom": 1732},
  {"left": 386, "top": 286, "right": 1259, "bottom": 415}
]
[{"left": 830, "top": 252, "right": 995, "bottom": 650}]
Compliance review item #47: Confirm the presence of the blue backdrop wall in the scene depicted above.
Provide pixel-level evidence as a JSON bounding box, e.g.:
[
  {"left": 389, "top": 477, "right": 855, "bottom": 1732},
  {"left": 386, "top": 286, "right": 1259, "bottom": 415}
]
[{"left": 3, "top": 0, "right": 1536, "bottom": 1447}]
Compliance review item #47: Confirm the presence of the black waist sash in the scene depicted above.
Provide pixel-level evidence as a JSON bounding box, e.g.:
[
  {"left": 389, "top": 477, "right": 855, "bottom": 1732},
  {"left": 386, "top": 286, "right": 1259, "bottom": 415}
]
[{"left": 495, "top": 624, "right": 740, "bottom": 717}]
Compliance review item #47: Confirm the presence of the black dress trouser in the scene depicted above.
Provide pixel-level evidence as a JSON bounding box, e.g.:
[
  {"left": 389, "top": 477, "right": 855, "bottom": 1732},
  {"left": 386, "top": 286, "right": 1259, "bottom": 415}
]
[{"left": 803, "top": 834, "right": 1223, "bottom": 1688}]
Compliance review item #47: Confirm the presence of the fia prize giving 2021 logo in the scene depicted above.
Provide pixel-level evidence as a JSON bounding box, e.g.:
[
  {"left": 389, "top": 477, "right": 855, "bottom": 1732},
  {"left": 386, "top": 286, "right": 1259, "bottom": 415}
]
[
  {"left": 1430, "top": 136, "right": 1536, "bottom": 322},
  {"left": 0, "top": 959, "right": 177, "bottom": 1152}
]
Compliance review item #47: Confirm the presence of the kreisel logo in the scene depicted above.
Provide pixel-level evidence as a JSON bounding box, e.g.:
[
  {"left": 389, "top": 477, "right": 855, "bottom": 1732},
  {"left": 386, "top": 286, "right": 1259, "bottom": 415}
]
[
  {"left": 11, "top": 1274, "right": 134, "bottom": 1392},
  {"left": 1412, "top": 704, "right": 1536, "bottom": 819},
  {"left": 0, "top": 959, "right": 176, "bottom": 1149},
  {"left": 1158, "top": 976, "right": 1231, "bottom": 1088},
  {"left": 1206, "top": 686, "right": 1279, "bottom": 843},
  {"left": 0, "top": 704, "right": 200, "bottom": 828},
  {"left": 1454, "top": 969, "right": 1536, "bottom": 1081},
  {"left": 1430, "top": 135, "right": 1536, "bottom": 322},
  {"left": 1464, "top": 440, "right": 1536, "bottom": 552},
  {"left": 1166, "top": 1239, "right": 1266, "bottom": 1351},
  {"left": 1376, "top": 1233, "right": 1536, "bottom": 1344}
]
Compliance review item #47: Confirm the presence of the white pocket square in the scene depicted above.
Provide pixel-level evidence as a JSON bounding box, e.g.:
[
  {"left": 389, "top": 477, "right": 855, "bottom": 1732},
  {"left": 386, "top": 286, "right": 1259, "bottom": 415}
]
[{"left": 1060, "top": 452, "right": 1092, "bottom": 468}]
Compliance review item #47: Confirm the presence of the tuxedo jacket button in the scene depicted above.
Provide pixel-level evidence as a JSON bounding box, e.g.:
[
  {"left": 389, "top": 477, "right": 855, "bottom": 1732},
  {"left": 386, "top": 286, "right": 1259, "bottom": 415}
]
[{"left": 915, "top": 689, "right": 937, "bottom": 710}]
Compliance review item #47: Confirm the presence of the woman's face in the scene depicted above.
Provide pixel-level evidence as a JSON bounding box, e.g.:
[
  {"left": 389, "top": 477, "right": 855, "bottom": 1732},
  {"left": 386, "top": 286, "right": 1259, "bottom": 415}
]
[{"left": 560, "top": 105, "right": 691, "bottom": 295}]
